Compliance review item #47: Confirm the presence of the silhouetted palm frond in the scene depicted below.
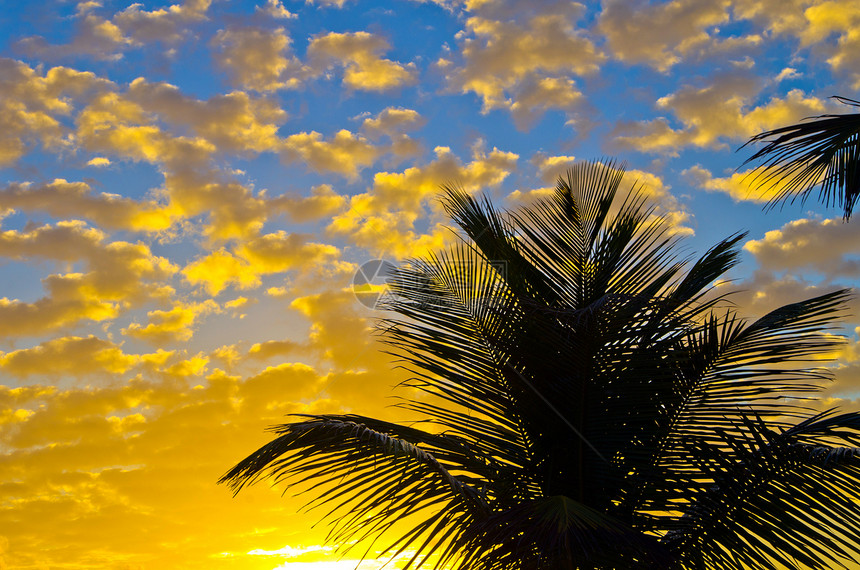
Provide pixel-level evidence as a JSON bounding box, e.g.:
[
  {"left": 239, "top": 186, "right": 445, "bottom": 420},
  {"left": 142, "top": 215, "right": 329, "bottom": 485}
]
[
  {"left": 741, "top": 96, "right": 860, "bottom": 219},
  {"left": 223, "top": 160, "right": 860, "bottom": 569}
]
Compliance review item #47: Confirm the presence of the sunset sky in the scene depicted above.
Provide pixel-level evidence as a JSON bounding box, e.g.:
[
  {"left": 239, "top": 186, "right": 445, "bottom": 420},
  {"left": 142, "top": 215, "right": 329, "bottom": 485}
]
[{"left": 3, "top": 0, "right": 860, "bottom": 568}]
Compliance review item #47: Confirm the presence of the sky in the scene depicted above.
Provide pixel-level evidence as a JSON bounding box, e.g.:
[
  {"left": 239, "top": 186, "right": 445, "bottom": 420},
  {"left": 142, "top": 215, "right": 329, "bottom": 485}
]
[{"left": 2, "top": 0, "right": 860, "bottom": 568}]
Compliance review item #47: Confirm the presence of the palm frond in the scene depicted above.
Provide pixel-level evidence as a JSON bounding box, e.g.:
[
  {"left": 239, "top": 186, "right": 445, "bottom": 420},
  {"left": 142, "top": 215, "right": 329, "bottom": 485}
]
[
  {"left": 740, "top": 96, "right": 860, "bottom": 219},
  {"left": 664, "top": 411, "right": 860, "bottom": 570},
  {"left": 448, "top": 495, "right": 673, "bottom": 570},
  {"left": 219, "top": 414, "right": 489, "bottom": 568},
  {"left": 225, "top": 160, "right": 860, "bottom": 569}
]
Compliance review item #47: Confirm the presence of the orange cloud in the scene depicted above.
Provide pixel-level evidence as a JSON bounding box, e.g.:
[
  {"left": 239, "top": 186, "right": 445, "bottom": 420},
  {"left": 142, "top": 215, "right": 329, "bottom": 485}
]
[
  {"left": 182, "top": 234, "right": 340, "bottom": 297},
  {"left": 361, "top": 107, "right": 425, "bottom": 139},
  {"left": 267, "top": 184, "right": 347, "bottom": 223}
]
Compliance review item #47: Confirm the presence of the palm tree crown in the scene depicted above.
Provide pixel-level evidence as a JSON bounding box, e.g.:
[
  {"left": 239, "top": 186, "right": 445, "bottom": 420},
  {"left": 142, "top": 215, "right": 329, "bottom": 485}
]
[
  {"left": 222, "top": 160, "right": 860, "bottom": 569},
  {"left": 741, "top": 95, "right": 860, "bottom": 220}
]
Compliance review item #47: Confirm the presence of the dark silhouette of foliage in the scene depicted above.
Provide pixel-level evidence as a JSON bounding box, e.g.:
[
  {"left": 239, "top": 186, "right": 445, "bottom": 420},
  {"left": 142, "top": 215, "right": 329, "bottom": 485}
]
[
  {"left": 741, "top": 96, "right": 860, "bottom": 220},
  {"left": 222, "top": 160, "right": 860, "bottom": 569}
]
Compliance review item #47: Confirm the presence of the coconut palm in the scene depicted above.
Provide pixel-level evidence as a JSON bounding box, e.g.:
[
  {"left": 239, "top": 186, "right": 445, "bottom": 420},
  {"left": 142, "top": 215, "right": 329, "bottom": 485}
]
[
  {"left": 741, "top": 95, "right": 860, "bottom": 220},
  {"left": 222, "top": 160, "right": 860, "bottom": 569}
]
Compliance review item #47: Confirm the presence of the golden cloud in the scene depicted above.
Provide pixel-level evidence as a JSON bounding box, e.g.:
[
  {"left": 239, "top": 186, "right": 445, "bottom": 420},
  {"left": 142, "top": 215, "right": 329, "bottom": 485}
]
[
  {"left": 281, "top": 129, "right": 386, "bottom": 179},
  {"left": 127, "top": 78, "right": 287, "bottom": 153},
  {"left": 124, "top": 300, "right": 221, "bottom": 345},
  {"left": 213, "top": 26, "right": 306, "bottom": 92},
  {"left": 683, "top": 164, "right": 793, "bottom": 204},
  {"left": 236, "top": 232, "right": 339, "bottom": 274},
  {"left": 0, "top": 59, "right": 111, "bottom": 166},
  {"left": 0, "top": 179, "right": 176, "bottom": 233},
  {"left": 16, "top": 0, "right": 211, "bottom": 61},
  {"left": 0, "top": 336, "right": 168, "bottom": 378},
  {"left": 182, "top": 249, "right": 261, "bottom": 296},
  {"left": 77, "top": 92, "right": 216, "bottom": 166},
  {"left": 258, "top": 0, "right": 297, "bottom": 19},
  {"left": 744, "top": 217, "right": 860, "bottom": 276},
  {"left": 0, "top": 220, "right": 176, "bottom": 337},
  {"left": 445, "top": 2, "right": 601, "bottom": 122},
  {"left": 613, "top": 82, "right": 828, "bottom": 154},
  {"left": 113, "top": 0, "right": 211, "bottom": 44},
  {"left": 307, "top": 31, "right": 416, "bottom": 92},
  {"left": 182, "top": 232, "right": 340, "bottom": 297},
  {"left": 598, "top": 0, "right": 732, "bottom": 71},
  {"left": 161, "top": 169, "right": 268, "bottom": 240},
  {"left": 267, "top": 184, "right": 347, "bottom": 223},
  {"left": 360, "top": 107, "right": 425, "bottom": 139},
  {"left": 801, "top": 0, "right": 860, "bottom": 88},
  {"left": 329, "top": 144, "right": 518, "bottom": 256}
]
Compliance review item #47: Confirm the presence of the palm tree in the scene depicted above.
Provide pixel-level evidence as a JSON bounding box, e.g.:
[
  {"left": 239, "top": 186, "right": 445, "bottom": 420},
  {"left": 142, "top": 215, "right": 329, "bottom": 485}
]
[
  {"left": 741, "top": 96, "right": 860, "bottom": 220},
  {"left": 222, "top": 160, "right": 860, "bottom": 569}
]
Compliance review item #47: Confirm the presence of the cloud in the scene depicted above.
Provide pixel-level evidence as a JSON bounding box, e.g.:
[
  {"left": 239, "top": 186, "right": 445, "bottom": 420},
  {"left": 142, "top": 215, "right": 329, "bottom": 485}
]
[
  {"left": 76, "top": 92, "right": 216, "bottom": 168},
  {"left": 800, "top": 0, "right": 860, "bottom": 88},
  {"left": 598, "top": 0, "right": 734, "bottom": 71},
  {"left": 212, "top": 26, "right": 306, "bottom": 92},
  {"left": 182, "top": 249, "right": 262, "bottom": 296},
  {"left": 182, "top": 233, "right": 340, "bottom": 297},
  {"left": 360, "top": 107, "right": 425, "bottom": 140},
  {"left": 113, "top": 0, "right": 211, "bottom": 44},
  {"left": 281, "top": 129, "right": 388, "bottom": 179},
  {"left": 123, "top": 300, "right": 221, "bottom": 344},
  {"left": 15, "top": 0, "right": 212, "bottom": 60},
  {"left": 0, "top": 221, "right": 176, "bottom": 337},
  {"left": 508, "top": 76, "right": 583, "bottom": 130},
  {"left": 239, "top": 362, "right": 324, "bottom": 410},
  {"left": 86, "top": 156, "right": 111, "bottom": 166},
  {"left": 744, "top": 217, "right": 860, "bottom": 277},
  {"left": 257, "top": 0, "right": 297, "bottom": 19},
  {"left": 0, "top": 361, "right": 344, "bottom": 567},
  {"left": 162, "top": 169, "right": 269, "bottom": 240},
  {"left": 329, "top": 144, "right": 518, "bottom": 256},
  {"left": 247, "top": 340, "right": 300, "bottom": 360},
  {"left": 613, "top": 81, "right": 829, "bottom": 154},
  {"left": 0, "top": 336, "right": 169, "bottom": 379},
  {"left": 236, "top": 232, "right": 339, "bottom": 274},
  {"left": 307, "top": 0, "right": 353, "bottom": 7},
  {"left": 126, "top": 78, "right": 287, "bottom": 154},
  {"left": 0, "top": 59, "right": 111, "bottom": 166},
  {"left": 444, "top": 1, "right": 601, "bottom": 124},
  {"left": 683, "top": 164, "right": 795, "bottom": 204},
  {"left": 0, "top": 179, "right": 176, "bottom": 233},
  {"left": 307, "top": 31, "right": 417, "bottom": 91},
  {"left": 16, "top": 11, "right": 129, "bottom": 61},
  {"left": 267, "top": 184, "right": 347, "bottom": 223},
  {"left": 731, "top": 0, "right": 811, "bottom": 37},
  {"left": 2, "top": 67, "right": 297, "bottom": 240}
]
